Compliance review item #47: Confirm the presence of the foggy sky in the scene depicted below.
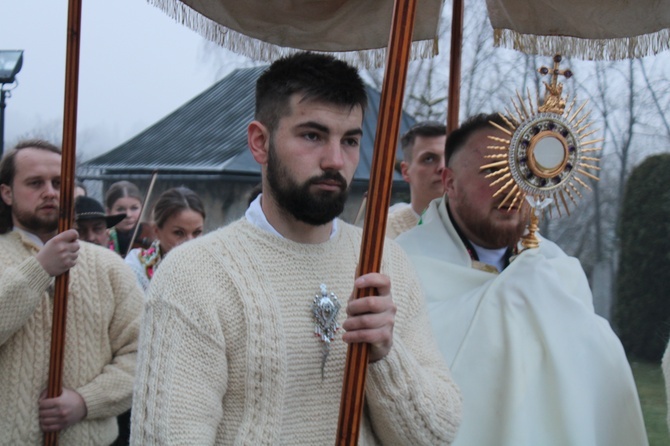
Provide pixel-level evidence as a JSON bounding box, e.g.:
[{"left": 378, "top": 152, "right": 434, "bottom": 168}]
[{"left": 1, "top": 0, "right": 231, "bottom": 159}]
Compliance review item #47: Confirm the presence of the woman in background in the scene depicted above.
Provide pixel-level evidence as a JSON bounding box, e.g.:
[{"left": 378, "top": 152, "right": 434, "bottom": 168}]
[
  {"left": 105, "top": 181, "right": 145, "bottom": 257},
  {"left": 125, "top": 186, "right": 206, "bottom": 292},
  {"left": 105, "top": 180, "right": 147, "bottom": 446},
  {"left": 116, "top": 187, "right": 205, "bottom": 445}
]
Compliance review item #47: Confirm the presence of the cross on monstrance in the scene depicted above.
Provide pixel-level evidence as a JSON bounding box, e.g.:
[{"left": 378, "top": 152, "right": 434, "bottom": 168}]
[{"left": 537, "top": 54, "right": 573, "bottom": 114}]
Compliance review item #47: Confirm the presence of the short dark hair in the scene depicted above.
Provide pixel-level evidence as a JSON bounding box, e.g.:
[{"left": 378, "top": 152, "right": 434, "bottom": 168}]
[
  {"left": 255, "top": 52, "right": 368, "bottom": 133},
  {"left": 445, "top": 113, "right": 508, "bottom": 165},
  {"left": 152, "top": 187, "right": 206, "bottom": 229},
  {"left": 104, "top": 181, "right": 143, "bottom": 211},
  {"left": 400, "top": 121, "right": 447, "bottom": 162},
  {"left": 0, "top": 139, "right": 62, "bottom": 234}
]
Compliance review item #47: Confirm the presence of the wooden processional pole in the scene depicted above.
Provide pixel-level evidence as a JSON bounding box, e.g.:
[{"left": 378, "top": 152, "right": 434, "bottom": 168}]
[
  {"left": 446, "top": 0, "right": 464, "bottom": 133},
  {"left": 45, "top": 0, "right": 83, "bottom": 444},
  {"left": 336, "top": 0, "right": 418, "bottom": 443},
  {"left": 125, "top": 170, "right": 159, "bottom": 257}
]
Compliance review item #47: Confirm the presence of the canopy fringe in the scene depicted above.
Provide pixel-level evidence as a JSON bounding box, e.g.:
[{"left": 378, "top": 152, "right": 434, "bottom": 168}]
[
  {"left": 149, "top": 0, "right": 438, "bottom": 69},
  {"left": 494, "top": 28, "right": 670, "bottom": 61}
]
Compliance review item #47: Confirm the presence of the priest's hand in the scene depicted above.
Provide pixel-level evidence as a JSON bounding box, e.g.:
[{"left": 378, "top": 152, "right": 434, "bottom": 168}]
[
  {"left": 38, "top": 387, "right": 88, "bottom": 432},
  {"left": 343, "top": 272, "right": 396, "bottom": 363},
  {"left": 36, "top": 229, "right": 80, "bottom": 277}
]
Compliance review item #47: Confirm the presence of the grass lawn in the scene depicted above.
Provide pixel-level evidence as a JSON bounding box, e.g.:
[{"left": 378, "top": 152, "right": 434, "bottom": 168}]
[{"left": 630, "top": 360, "right": 669, "bottom": 446}]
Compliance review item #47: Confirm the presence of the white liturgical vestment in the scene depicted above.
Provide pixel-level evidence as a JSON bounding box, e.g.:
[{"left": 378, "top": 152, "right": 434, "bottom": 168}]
[{"left": 397, "top": 197, "right": 648, "bottom": 446}]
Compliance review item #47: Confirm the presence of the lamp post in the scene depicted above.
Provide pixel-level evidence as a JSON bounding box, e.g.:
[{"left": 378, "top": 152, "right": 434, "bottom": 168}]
[{"left": 0, "top": 50, "right": 24, "bottom": 157}]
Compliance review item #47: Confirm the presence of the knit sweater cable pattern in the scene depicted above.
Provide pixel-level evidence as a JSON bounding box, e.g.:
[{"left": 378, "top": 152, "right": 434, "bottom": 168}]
[
  {"left": 386, "top": 205, "right": 420, "bottom": 240},
  {"left": 131, "top": 218, "right": 461, "bottom": 445},
  {"left": 0, "top": 231, "right": 143, "bottom": 446}
]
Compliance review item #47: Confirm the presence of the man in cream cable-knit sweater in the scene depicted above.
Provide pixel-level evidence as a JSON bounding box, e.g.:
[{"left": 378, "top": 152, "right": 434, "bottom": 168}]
[
  {"left": 131, "top": 52, "right": 462, "bottom": 445},
  {"left": 0, "top": 140, "right": 143, "bottom": 445}
]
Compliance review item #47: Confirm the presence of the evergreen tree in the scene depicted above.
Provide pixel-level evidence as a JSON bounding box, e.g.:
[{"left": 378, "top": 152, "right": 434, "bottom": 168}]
[{"left": 614, "top": 153, "right": 670, "bottom": 360}]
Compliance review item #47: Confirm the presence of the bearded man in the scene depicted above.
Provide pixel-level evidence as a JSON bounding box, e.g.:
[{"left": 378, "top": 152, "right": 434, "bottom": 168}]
[
  {"left": 397, "top": 113, "right": 647, "bottom": 446},
  {"left": 0, "top": 140, "right": 143, "bottom": 445},
  {"left": 130, "top": 52, "right": 462, "bottom": 445}
]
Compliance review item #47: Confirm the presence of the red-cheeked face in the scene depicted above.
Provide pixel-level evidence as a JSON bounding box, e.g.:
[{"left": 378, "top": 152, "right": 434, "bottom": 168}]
[
  {"left": 443, "top": 128, "right": 528, "bottom": 249},
  {"left": 0, "top": 148, "right": 61, "bottom": 238}
]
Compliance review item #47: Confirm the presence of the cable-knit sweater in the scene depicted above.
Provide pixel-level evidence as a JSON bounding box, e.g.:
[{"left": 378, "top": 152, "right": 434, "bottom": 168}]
[
  {"left": 386, "top": 204, "right": 419, "bottom": 239},
  {"left": 131, "top": 218, "right": 461, "bottom": 445},
  {"left": 0, "top": 231, "right": 143, "bottom": 446}
]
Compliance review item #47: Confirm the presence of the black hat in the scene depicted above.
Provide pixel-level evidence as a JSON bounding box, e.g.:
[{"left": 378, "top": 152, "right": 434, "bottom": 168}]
[{"left": 75, "top": 196, "right": 126, "bottom": 228}]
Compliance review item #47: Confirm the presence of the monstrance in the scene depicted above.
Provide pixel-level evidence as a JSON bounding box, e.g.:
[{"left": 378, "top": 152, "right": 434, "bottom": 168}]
[{"left": 483, "top": 55, "right": 603, "bottom": 250}]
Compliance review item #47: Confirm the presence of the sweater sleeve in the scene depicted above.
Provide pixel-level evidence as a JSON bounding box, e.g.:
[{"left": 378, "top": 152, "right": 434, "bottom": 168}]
[
  {"left": 386, "top": 205, "right": 419, "bottom": 240},
  {"left": 364, "top": 243, "right": 462, "bottom": 445},
  {"left": 0, "top": 254, "right": 52, "bottom": 346},
  {"left": 130, "top": 251, "right": 228, "bottom": 445},
  {"left": 76, "top": 249, "right": 144, "bottom": 419}
]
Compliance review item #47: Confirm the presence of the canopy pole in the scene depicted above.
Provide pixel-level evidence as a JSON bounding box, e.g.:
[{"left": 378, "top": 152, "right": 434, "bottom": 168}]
[
  {"left": 447, "top": 0, "right": 464, "bottom": 132},
  {"left": 45, "top": 0, "right": 82, "bottom": 444},
  {"left": 336, "top": 0, "right": 418, "bottom": 444}
]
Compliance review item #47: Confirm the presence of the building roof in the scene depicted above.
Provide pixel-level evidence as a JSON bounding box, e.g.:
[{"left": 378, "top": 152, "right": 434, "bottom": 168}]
[{"left": 84, "top": 66, "right": 415, "bottom": 182}]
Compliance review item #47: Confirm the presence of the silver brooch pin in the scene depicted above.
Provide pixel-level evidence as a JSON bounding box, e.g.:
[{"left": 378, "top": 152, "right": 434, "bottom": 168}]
[{"left": 311, "top": 283, "right": 341, "bottom": 379}]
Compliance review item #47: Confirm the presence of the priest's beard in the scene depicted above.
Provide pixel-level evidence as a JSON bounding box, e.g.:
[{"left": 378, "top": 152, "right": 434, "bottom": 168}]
[
  {"left": 266, "top": 141, "right": 349, "bottom": 226},
  {"left": 13, "top": 207, "right": 59, "bottom": 234},
  {"left": 453, "top": 201, "right": 528, "bottom": 249}
]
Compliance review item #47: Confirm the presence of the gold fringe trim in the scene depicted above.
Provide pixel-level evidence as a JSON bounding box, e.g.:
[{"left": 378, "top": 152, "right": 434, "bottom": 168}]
[
  {"left": 149, "top": 0, "right": 438, "bottom": 69},
  {"left": 494, "top": 28, "right": 670, "bottom": 60}
]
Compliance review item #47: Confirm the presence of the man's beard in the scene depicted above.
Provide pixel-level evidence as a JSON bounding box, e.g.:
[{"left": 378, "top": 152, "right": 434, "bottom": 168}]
[
  {"left": 13, "top": 206, "right": 59, "bottom": 234},
  {"left": 266, "top": 141, "right": 349, "bottom": 226},
  {"left": 456, "top": 200, "right": 528, "bottom": 249}
]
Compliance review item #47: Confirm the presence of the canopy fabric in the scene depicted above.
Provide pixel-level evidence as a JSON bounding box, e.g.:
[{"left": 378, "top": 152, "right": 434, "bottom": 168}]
[
  {"left": 487, "top": 0, "right": 670, "bottom": 60},
  {"left": 150, "top": 0, "right": 670, "bottom": 63},
  {"left": 148, "top": 0, "right": 444, "bottom": 68}
]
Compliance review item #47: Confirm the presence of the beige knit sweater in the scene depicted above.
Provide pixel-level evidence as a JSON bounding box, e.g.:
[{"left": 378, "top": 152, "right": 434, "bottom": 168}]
[
  {"left": 0, "top": 231, "right": 143, "bottom": 446},
  {"left": 386, "top": 204, "right": 419, "bottom": 239},
  {"left": 131, "top": 218, "right": 461, "bottom": 445}
]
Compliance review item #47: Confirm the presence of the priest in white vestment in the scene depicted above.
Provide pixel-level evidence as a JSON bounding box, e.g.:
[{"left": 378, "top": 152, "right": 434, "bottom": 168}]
[{"left": 397, "top": 113, "right": 648, "bottom": 446}]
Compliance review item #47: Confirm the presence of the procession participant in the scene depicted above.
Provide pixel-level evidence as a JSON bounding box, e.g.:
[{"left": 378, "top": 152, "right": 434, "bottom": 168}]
[
  {"left": 74, "top": 195, "right": 125, "bottom": 247},
  {"left": 397, "top": 113, "right": 648, "bottom": 446},
  {"left": 125, "top": 186, "right": 206, "bottom": 293},
  {"left": 131, "top": 52, "right": 461, "bottom": 445},
  {"left": 105, "top": 181, "right": 147, "bottom": 257},
  {"left": 386, "top": 121, "right": 446, "bottom": 239},
  {"left": 0, "top": 139, "right": 143, "bottom": 445}
]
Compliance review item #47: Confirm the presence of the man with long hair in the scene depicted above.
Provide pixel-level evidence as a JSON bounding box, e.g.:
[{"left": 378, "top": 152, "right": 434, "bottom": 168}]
[{"left": 0, "top": 140, "right": 143, "bottom": 444}]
